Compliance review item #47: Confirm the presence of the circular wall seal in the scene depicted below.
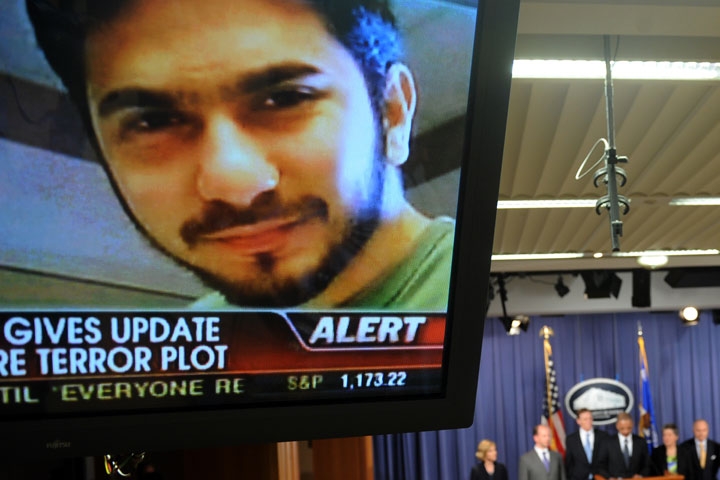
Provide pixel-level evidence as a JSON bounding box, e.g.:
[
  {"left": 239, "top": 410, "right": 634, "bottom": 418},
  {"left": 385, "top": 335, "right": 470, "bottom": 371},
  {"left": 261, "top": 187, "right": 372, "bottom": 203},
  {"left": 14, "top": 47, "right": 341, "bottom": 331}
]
[{"left": 564, "top": 378, "right": 634, "bottom": 425}]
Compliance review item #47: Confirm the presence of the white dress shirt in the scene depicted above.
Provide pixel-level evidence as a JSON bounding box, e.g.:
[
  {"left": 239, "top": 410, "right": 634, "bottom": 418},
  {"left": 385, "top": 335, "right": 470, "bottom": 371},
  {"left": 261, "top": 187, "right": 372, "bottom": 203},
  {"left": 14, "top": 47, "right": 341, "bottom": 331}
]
[
  {"left": 582, "top": 429, "right": 595, "bottom": 451},
  {"left": 618, "top": 434, "right": 633, "bottom": 457},
  {"left": 535, "top": 446, "right": 551, "bottom": 459}
]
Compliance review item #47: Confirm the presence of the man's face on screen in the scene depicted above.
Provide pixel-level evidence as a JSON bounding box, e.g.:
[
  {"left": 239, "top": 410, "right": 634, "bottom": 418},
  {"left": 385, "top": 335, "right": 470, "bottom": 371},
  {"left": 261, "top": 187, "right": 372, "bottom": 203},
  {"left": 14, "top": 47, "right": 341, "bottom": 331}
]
[{"left": 85, "top": 0, "right": 385, "bottom": 306}]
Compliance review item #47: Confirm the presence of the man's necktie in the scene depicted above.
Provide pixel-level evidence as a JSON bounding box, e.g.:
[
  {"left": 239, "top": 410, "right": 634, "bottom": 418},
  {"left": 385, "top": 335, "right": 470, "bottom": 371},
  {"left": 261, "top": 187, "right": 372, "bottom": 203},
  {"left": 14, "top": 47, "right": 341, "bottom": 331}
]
[
  {"left": 584, "top": 434, "right": 592, "bottom": 462},
  {"left": 700, "top": 443, "right": 707, "bottom": 469},
  {"left": 543, "top": 451, "right": 550, "bottom": 472},
  {"left": 623, "top": 439, "right": 631, "bottom": 468}
]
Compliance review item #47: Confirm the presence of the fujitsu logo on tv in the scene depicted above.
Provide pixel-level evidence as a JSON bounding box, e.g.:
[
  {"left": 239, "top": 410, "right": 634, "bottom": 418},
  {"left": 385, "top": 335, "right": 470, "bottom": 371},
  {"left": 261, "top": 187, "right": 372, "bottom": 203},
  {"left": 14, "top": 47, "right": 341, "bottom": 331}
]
[{"left": 46, "top": 439, "right": 72, "bottom": 449}]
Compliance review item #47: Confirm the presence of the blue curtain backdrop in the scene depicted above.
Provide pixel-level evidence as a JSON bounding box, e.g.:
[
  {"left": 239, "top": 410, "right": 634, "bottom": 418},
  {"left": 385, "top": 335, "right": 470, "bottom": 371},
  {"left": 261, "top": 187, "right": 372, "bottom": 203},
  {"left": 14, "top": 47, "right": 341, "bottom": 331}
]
[{"left": 374, "top": 311, "right": 720, "bottom": 480}]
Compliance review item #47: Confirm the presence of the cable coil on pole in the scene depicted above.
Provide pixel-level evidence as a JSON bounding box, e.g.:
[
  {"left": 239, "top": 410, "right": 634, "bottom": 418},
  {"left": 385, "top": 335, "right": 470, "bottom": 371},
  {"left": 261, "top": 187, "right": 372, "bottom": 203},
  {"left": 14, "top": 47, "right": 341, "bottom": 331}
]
[{"left": 576, "top": 35, "right": 630, "bottom": 251}]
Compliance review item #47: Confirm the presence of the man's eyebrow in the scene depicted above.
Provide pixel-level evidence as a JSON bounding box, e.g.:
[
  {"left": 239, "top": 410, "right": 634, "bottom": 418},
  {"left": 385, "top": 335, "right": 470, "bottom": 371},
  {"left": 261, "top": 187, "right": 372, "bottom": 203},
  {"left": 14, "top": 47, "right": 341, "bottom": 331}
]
[
  {"left": 96, "top": 64, "right": 323, "bottom": 117},
  {"left": 233, "top": 64, "right": 323, "bottom": 93},
  {"left": 97, "top": 89, "right": 177, "bottom": 118}
]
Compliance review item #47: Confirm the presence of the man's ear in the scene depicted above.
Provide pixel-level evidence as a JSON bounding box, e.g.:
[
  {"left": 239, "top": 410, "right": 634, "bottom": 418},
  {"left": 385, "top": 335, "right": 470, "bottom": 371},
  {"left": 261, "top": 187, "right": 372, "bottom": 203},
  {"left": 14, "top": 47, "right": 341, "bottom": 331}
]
[{"left": 382, "top": 63, "right": 417, "bottom": 167}]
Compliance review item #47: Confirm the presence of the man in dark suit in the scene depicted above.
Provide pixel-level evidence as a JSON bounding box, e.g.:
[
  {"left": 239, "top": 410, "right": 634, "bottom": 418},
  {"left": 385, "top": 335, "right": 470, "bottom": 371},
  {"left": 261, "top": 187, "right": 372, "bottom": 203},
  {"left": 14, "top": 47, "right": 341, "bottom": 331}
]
[
  {"left": 519, "top": 424, "right": 567, "bottom": 480},
  {"left": 680, "top": 419, "right": 720, "bottom": 480},
  {"left": 600, "top": 412, "right": 650, "bottom": 478},
  {"left": 566, "top": 409, "right": 609, "bottom": 480}
]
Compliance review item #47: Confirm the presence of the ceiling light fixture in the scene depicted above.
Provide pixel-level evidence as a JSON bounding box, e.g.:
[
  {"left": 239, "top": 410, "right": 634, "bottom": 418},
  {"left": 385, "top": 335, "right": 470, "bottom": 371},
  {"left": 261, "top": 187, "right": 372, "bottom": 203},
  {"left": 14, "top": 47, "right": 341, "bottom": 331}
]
[
  {"left": 637, "top": 255, "right": 669, "bottom": 268},
  {"left": 513, "top": 60, "right": 720, "bottom": 80},
  {"left": 492, "top": 253, "right": 585, "bottom": 261},
  {"left": 581, "top": 271, "right": 622, "bottom": 299},
  {"left": 495, "top": 275, "right": 530, "bottom": 336},
  {"left": 503, "top": 315, "right": 530, "bottom": 336},
  {"left": 669, "top": 197, "right": 720, "bottom": 206},
  {"left": 491, "top": 249, "right": 718, "bottom": 262},
  {"left": 679, "top": 306, "right": 700, "bottom": 325},
  {"left": 614, "top": 249, "right": 720, "bottom": 257},
  {"left": 554, "top": 276, "right": 570, "bottom": 297},
  {"left": 497, "top": 197, "right": 720, "bottom": 209},
  {"left": 497, "top": 199, "right": 597, "bottom": 209},
  {"left": 631, "top": 270, "right": 651, "bottom": 308}
]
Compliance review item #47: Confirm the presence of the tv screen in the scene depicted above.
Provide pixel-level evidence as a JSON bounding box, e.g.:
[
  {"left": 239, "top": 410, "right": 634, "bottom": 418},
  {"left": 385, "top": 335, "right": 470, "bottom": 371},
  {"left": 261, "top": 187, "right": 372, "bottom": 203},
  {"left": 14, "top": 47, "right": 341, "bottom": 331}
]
[{"left": 0, "top": 0, "right": 519, "bottom": 457}]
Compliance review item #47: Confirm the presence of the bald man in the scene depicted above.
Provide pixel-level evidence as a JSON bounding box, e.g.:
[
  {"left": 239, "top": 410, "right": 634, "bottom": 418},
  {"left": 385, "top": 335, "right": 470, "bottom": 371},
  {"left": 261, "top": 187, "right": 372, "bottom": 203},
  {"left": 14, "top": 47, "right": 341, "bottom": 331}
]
[{"left": 681, "top": 419, "right": 720, "bottom": 480}]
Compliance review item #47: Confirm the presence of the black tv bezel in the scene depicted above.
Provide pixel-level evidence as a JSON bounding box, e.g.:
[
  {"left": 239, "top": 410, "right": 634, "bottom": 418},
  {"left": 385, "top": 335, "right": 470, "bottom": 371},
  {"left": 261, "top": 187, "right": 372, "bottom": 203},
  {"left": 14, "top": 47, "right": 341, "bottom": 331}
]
[{"left": 0, "top": 0, "right": 519, "bottom": 458}]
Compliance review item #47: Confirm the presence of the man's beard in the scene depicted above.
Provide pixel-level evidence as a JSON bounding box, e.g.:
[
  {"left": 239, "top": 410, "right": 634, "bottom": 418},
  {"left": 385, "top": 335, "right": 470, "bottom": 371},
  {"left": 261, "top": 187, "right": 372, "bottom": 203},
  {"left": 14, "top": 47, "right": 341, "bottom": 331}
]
[{"left": 178, "top": 162, "right": 385, "bottom": 308}]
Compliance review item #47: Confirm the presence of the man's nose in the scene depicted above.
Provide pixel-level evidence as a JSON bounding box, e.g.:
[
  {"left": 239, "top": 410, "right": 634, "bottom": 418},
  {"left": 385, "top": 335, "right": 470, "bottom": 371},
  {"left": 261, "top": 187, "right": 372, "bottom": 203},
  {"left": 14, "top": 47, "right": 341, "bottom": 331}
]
[{"left": 196, "top": 115, "right": 279, "bottom": 206}]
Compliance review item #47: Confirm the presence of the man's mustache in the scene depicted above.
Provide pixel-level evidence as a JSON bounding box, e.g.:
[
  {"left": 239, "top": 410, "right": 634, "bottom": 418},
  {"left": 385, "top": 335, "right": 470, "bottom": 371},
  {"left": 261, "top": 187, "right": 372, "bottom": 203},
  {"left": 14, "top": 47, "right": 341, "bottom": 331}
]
[{"left": 180, "top": 193, "right": 329, "bottom": 247}]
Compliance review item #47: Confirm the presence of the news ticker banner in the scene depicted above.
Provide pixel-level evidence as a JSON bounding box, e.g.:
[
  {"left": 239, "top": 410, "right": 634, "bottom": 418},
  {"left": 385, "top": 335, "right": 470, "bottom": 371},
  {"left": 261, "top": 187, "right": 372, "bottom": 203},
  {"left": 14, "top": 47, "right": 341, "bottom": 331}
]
[{"left": 0, "top": 311, "right": 445, "bottom": 419}]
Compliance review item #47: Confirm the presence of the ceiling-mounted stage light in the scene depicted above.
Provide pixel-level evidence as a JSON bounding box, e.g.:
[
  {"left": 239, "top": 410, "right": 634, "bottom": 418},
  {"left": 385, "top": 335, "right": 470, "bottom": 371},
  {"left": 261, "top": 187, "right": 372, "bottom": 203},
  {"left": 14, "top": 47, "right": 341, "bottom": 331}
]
[
  {"left": 631, "top": 270, "right": 651, "bottom": 308},
  {"left": 679, "top": 306, "right": 700, "bottom": 325},
  {"left": 495, "top": 275, "right": 529, "bottom": 335},
  {"left": 581, "top": 271, "right": 622, "bottom": 299},
  {"left": 665, "top": 267, "right": 720, "bottom": 288},
  {"left": 501, "top": 315, "right": 530, "bottom": 336},
  {"left": 554, "top": 276, "right": 570, "bottom": 298}
]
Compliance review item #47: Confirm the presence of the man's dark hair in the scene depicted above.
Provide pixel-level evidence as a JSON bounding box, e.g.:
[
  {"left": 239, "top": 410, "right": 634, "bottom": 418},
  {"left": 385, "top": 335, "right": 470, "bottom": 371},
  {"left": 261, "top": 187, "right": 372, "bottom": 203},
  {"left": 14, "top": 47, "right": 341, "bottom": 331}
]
[
  {"left": 616, "top": 412, "right": 633, "bottom": 423},
  {"left": 25, "top": 0, "right": 403, "bottom": 145}
]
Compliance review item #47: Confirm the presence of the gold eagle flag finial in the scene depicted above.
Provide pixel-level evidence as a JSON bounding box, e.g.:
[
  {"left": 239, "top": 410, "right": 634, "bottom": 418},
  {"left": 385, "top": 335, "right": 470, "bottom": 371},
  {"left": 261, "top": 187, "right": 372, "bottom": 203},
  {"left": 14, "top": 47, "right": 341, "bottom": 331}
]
[{"left": 540, "top": 325, "right": 554, "bottom": 340}]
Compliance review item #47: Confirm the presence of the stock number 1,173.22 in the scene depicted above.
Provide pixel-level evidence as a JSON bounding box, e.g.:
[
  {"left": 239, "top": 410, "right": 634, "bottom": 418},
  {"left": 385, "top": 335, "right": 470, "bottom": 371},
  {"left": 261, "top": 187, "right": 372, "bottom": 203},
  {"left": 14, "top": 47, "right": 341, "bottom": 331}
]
[{"left": 340, "top": 371, "right": 407, "bottom": 389}]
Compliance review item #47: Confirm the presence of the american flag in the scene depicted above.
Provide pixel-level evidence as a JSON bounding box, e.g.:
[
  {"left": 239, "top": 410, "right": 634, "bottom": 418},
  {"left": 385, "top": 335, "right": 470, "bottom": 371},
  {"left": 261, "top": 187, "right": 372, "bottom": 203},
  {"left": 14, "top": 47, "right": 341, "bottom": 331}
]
[{"left": 542, "top": 335, "right": 566, "bottom": 457}]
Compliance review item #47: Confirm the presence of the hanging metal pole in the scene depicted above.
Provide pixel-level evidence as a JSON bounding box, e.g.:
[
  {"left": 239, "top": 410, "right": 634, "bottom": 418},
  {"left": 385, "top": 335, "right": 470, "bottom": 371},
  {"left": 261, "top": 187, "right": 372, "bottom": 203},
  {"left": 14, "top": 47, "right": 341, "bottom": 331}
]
[
  {"left": 604, "top": 36, "right": 622, "bottom": 251},
  {"left": 594, "top": 35, "right": 629, "bottom": 251}
]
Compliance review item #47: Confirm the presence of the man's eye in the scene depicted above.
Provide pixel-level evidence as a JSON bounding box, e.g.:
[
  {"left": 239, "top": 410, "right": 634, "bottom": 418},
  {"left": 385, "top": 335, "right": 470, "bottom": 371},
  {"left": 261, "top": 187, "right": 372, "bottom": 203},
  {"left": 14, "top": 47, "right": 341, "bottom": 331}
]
[
  {"left": 122, "top": 110, "right": 187, "bottom": 133},
  {"left": 260, "top": 87, "right": 319, "bottom": 109}
]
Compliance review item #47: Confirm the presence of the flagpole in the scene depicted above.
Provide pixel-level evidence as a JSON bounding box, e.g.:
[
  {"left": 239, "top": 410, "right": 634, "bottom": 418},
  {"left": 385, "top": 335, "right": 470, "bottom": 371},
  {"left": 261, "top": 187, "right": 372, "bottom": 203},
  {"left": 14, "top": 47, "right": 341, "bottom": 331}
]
[
  {"left": 541, "top": 326, "right": 557, "bottom": 449},
  {"left": 541, "top": 326, "right": 554, "bottom": 423},
  {"left": 539, "top": 325, "right": 567, "bottom": 457},
  {"left": 638, "top": 323, "right": 649, "bottom": 377}
]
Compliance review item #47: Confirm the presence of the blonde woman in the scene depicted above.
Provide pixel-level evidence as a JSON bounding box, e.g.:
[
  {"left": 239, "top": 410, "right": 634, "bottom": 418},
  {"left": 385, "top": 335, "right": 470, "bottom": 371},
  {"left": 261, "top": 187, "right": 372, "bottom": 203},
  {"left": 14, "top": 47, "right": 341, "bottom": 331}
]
[{"left": 471, "top": 439, "right": 509, "bottom": 480}]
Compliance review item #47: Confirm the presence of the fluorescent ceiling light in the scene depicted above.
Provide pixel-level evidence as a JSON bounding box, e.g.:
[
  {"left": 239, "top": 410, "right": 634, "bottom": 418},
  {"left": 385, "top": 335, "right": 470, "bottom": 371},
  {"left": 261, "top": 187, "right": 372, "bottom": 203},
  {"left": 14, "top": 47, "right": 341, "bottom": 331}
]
[
  {"left": 513, "top": 60, "right": 720, "bottom": 80},
  {"left": 497, "top": 199, "right": 597, "bottom": 209},
  {"left": 613, "top": 249, "right": 719, "bottom": 257},
  {"left": 499, "top": 197, "right": 720, "bottom": 209},
  {"left": 492, "top": 249, "right": 718, "bottom": 262},
  {"left": 637, "top": 255, "right": 669, "bottom": 268},
  {"left": 669, "top": 197, "right": 720, "bottom": 206},
  {"left": 492, "top": 253, "right": 585, "bottom": 261}
]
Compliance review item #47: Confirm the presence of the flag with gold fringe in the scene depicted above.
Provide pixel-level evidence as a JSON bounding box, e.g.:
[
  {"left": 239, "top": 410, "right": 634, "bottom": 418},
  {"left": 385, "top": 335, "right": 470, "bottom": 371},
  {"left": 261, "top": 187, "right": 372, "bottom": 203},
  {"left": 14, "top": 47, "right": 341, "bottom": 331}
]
[
  {"left": 541, "top": 326, "right": 566, "bottom": 457},
  {"left": 638, "top": 325, "right": 659, "bottom": 453}
]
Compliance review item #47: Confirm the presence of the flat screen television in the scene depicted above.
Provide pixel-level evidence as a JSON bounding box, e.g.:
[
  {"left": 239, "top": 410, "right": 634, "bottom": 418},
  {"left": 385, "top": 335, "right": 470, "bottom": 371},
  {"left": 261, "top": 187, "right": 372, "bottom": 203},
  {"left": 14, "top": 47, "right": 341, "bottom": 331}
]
[{"left": 0, "top": 0, "right": 519, "bottom": 458}]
